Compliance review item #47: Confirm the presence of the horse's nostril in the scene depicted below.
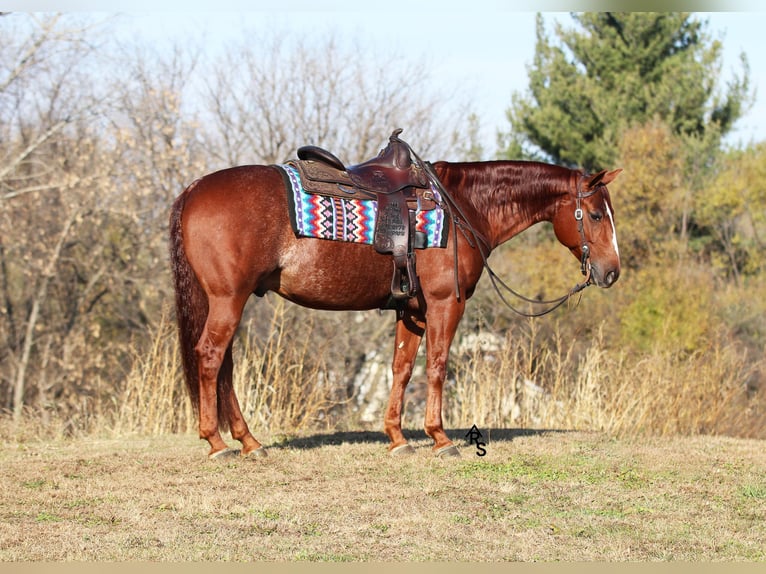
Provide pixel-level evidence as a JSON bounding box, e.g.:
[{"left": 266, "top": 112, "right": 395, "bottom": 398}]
[{"left": 605, "top": 269, "right": 619, "bottom": 287}]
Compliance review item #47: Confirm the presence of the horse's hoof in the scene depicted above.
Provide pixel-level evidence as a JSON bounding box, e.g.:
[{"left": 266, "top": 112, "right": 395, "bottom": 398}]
[
  {"left": 209, "top": 448, "right": 240, "bottom": 460},
  {"left": 390, "top": 443, "right": 416, "bottom": 456},
  {"left": 435, "top": 445, "right": 461, "bottom": 458},
  {"left": 242, "top": 446, "right": 268, "bottom": 459}
]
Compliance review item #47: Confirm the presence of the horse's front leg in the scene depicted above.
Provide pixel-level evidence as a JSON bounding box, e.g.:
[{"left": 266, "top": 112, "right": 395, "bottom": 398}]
[
  {"left": 423, "top": 300, "right": 465, "bottom": 457},
  {"left": 383, "top": 312, "right": 424, "bottom": 455}
]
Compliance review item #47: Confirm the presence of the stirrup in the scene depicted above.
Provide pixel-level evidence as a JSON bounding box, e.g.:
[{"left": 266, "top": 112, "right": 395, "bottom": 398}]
[{"left": 390, "top": 256, "right": 419, "bottom": 299}]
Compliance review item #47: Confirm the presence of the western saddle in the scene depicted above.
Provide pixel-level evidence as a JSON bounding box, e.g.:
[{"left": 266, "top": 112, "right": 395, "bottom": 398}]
[{"left": 291, "top": 129, "right": 435, "bottom": 300}]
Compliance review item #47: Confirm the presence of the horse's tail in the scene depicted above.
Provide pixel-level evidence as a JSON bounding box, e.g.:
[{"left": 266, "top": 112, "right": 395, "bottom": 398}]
[{"left": 169, "top": 183, "right": 207, "bottom": 418}]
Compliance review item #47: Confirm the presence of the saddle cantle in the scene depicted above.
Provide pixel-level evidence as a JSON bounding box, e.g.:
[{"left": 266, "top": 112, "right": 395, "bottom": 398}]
[{"left": 289, "top": 129, "right": 435, "bottom": 300}]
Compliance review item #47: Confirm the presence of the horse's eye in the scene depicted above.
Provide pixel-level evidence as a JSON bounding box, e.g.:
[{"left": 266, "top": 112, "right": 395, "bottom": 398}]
[{"left": 589, "top": 210, "right": 603, "bottom": 222}]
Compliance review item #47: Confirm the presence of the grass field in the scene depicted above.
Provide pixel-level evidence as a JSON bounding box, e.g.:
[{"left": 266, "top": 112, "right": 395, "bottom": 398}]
[{"left": 1, "top": 429, "right": 765, "bottom": 561}]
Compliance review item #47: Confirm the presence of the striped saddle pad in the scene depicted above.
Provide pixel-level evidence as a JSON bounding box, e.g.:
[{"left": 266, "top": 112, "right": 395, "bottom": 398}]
[{"left": 279, "top": 163, "right": 448, "bottom": 249}]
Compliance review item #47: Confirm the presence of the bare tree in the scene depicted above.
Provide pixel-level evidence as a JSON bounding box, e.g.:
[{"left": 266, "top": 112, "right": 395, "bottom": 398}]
[
  {"left": 0, "top": 14, "right": 129, "bottom": 424},
  {"left": 202, "top": 30, "right": 473, "bottom": 166},
  {"left": 106, "top": 40, "right": 210, "bottom": 312}
]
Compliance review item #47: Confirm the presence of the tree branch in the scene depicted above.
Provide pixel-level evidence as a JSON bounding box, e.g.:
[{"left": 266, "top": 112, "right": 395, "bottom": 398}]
[
  {"left": 0, "top": 117, "right": 70, "bottom": 188},
  {"left": 12, "top": 204, "right": 81, "bottom": 425}
]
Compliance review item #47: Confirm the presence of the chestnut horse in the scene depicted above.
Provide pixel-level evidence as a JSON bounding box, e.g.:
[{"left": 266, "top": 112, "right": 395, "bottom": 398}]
[{"left": 169, "top": 159, "right": 621, "bottom": 459}]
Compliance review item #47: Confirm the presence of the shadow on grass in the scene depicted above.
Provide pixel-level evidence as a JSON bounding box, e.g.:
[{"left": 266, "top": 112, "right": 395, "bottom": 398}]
[{"left": 271, "top": 427, "right": 570, "bottom": 450}]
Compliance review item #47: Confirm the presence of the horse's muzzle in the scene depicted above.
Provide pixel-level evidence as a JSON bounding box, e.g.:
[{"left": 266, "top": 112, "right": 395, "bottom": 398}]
[{"left": 591, "top": 264, "right": 620, "bottom": 288}]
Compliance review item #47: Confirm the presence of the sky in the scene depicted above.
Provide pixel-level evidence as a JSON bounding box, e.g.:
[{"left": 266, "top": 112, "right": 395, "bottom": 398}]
[{"left": 6, "top": 2, "right": 766, "bottom": 155}]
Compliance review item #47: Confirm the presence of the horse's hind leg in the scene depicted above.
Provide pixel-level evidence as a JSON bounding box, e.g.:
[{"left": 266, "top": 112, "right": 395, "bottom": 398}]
[
  {"left": 218, "top": 342, "right": 265, "bottom": 457},
  {"left": 196, "top": 294, "right": 262, "bottom": 458},
  {"left": 383, "top": 312, "right": 424, "bottom": 454}
]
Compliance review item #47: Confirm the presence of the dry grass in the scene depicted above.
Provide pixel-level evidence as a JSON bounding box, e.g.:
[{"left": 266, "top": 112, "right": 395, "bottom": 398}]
[
  {"left": 1, "top": 431, "right": 764, "bottom": 561},
  {"left": 3, "top": 306, "right": 764, "bottom": 561},
  {"left": 233, "top": 299, "right": 341, "bottom": 434},
  {"left": 3, "top": 298, "right": 763, "bottom": 449},
  {"left": 112, "top": 309, "right": 195, "bottom": 437},
  {"left": 448, "top": 321, "right": 766, "bottom": 440},
  {"left": 3, "top": 302, "right": 346, "bottom": 443}
]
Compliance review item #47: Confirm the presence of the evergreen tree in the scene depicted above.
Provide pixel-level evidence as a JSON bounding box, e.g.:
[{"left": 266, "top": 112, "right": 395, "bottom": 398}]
[{"left": 503, "top": 12, "right": 751, "bottom": 171}]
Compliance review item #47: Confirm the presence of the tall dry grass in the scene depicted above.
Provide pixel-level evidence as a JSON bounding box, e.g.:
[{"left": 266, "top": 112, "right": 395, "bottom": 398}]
[
  {"left": 232, "top": 299, "right": 342, "bottom": 433},
  {"left": 448, "top": 320, "right": 766, "bottom": 438},
  {"left": 111, "top": 309, "right": 195, "bottom": 436},
  {"left": 2, "top": 300, "right": 763, "bottom": 443},
  {"left": 0, "top": 301, "right": 344, "bottom": 443},
  {"left": 112, "top": 299, "right": 341, "bottom": 439}
]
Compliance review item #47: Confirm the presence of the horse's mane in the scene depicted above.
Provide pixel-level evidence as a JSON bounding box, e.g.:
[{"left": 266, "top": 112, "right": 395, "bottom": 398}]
[{"left": 434, "top": 160, "right": 574, "bottom": 221}]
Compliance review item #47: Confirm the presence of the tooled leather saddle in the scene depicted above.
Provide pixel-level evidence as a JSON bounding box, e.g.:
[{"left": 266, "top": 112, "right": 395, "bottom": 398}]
[{"left": 288, "top": 129, "right": 435, "bottom": 300}]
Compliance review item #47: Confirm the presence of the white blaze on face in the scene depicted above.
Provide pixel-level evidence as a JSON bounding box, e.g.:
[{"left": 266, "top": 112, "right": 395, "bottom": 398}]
[{"left": 604, "top": 200, "right": 619, "bottom": 257}]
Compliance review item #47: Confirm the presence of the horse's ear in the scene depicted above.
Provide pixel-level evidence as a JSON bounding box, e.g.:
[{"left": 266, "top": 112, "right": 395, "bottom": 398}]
[
  {"left": 587, "top": 168, "right": 623, "bottom": 189},
  {"left": 601, "top": 168, "right": 623, "bottom": 186}
]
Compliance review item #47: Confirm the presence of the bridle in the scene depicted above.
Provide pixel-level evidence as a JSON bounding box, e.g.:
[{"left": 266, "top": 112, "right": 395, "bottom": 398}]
[
  {"left": 572, "top": 170, "right": 598, "bottom": 280},
  {"left": 408, "top": 146, "right": 595, "bottom": 317}
]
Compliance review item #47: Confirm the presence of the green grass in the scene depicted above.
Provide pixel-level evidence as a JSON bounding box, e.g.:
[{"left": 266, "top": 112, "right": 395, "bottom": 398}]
[
  {"left": 740, "top": 484, "right": 766, "bottom": 500},
  {"left": 457, "top": 458, "right": 567, "bottom": 482}
]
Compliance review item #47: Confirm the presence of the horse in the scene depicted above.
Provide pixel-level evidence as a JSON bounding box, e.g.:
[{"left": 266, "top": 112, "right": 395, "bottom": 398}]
[{"left": 169, "top": 152, "right": 622, "bottom": 459}]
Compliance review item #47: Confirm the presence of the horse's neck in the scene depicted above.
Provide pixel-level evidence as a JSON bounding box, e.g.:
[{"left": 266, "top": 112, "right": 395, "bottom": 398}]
[{"left": 439, "top": 162, "right": 568, "bottom": 249}]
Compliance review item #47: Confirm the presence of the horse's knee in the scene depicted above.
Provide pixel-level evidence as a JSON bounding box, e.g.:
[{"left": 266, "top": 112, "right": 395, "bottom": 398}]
[
  {"left": 392, "top": 351, "right": 416, "bottom": 374},
  {"left": 425, "top": 361, "right": 447, "bottom": 383}
]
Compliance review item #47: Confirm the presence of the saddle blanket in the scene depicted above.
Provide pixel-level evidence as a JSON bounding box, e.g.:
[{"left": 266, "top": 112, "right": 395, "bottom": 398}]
[{"left": 279, "top": 164, "right": 448, "bottom": 248}]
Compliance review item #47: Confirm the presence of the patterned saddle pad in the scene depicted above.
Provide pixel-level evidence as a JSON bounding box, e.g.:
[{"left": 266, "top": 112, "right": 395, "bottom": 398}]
[{"left": 279, "top": 164, "right": 448, "bottom": 248}]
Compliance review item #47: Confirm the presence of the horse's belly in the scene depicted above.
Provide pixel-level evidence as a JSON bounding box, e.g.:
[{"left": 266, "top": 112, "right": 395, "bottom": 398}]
[{"left": 271, "top": 239, "right": 394, "bottom": 310}]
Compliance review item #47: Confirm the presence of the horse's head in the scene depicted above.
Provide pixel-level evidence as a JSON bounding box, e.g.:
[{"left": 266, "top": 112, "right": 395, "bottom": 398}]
[{"left": 553, "top": 168, "right": 622, "bottom": 288}]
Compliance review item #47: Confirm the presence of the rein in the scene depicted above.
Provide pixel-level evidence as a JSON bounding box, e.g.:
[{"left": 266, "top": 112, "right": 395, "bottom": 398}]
[{"left": 404, "top": 138, "right": 592, "bottom": 317}]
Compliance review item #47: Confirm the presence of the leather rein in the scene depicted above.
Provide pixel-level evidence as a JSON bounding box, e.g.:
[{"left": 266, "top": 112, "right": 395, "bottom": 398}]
[{"left": 406, "top": 142, "right": 594, "bottom": 318}]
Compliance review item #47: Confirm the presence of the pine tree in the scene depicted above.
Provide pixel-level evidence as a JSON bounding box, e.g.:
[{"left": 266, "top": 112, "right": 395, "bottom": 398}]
[{"left": 503, "top": 12, "right": 751, "bottom": 171}]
